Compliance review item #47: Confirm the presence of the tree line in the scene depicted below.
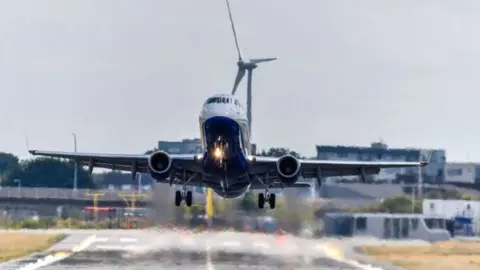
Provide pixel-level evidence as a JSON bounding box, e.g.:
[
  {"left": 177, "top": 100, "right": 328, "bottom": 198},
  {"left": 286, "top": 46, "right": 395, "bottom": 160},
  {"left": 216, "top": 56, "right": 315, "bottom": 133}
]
[
  {"left": 0, "top": 152, "right": 95, "bottom": 188},
  {"left": 0, "top": 147, "right": 302, "bottom": 189}
]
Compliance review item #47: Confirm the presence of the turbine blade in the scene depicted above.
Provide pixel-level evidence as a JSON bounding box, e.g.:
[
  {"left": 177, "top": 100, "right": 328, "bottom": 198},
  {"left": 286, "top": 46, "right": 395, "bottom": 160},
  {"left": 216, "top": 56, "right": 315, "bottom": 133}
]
[
  {"left": 225, "top": 0, "right": 243, "bottom": 61},
  {"left": 250, "top": 57, "right": 278, "bottom": 64},
  {"left": 232, "top": 68, "right": 246, "bottom": 95}
]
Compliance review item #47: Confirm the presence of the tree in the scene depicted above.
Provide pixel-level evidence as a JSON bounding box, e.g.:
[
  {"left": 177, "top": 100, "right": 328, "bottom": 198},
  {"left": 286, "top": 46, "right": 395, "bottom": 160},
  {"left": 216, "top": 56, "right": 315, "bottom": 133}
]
[
  {"left": 0, "top": 152, "right": 19, "bottom": 173},
  {"left": 236, "top": 191, "right": 258, "bottom": 213},
  {"left": 257, "top": 147, "right": 303, "bottom": 158},
  {"left": 347, "top": 195, "right": 422, "bottom": 214},
  {"left": 0, "top": 152, "right": 21, "bottom": 184},
  {"left": 2, "top": 157, "right": 95, "bottom": 189},
  {"left": 377, "top": 195, "right": 422, "bottom": 213},
  {"left": 144, "top": 148, "right": 158, "bottom": 154},
  {"left": 190, "top": 204, "right": 205, "bottom": 216},
  {"left": 424, "top": 189, "right": 463, "bottom": 200}
]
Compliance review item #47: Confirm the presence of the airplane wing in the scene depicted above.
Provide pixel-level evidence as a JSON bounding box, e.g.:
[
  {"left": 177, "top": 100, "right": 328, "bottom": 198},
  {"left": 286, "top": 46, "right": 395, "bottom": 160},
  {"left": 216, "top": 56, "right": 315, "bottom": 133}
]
[
  {"left": 28, "top": 150, "right": 201, "bottom": 175},
  {"left": 29, "top": 150, "right": 429, "bottom": 188},
  {"left": 250, "top": 155, "right": 430, "bottom": 179}
]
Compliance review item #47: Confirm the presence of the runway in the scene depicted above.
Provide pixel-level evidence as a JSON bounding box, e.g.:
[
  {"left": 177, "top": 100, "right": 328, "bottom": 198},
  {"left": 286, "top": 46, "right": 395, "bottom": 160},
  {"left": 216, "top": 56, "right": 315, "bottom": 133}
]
[{"left": 4, "top": 230, "right": 365, "bottom": 270}]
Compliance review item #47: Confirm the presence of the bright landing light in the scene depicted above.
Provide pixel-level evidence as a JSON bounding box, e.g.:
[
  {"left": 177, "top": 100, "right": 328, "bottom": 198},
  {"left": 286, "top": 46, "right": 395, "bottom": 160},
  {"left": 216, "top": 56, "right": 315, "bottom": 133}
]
[{"left": 213, "top": 148, "right": 223, "bottom": 159}]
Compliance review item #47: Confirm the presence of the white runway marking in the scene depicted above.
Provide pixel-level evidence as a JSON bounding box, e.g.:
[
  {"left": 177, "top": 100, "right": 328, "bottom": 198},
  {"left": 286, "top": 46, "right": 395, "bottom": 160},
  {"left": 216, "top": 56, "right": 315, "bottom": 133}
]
[
  {"left": 318, "top": 244, "right": 384, "bottom": 270},
  {"left": 222, "top": 241, "right": 241, "bottom": 247},
  {"left": 94, "top": 244, "right": 141, "bottom": 251},
  {"left": 205, "top": 241, "right": 215, "bottom": 270},
  {"left": 120, "top": 237, "right": 138, "bottom": 243},
  {"left": 253, "top": 242, "right": 270, "bottom": 249},
  {"left": 17, "top": 234, "right": 97, "bottom": 270},
  {"left": 94, "top": 237, "right": 108, "bottom": 242}
]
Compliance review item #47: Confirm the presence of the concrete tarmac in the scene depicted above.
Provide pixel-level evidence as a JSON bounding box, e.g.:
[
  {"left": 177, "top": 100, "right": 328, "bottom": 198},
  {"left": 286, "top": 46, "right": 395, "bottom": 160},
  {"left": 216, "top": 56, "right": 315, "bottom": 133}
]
[{"left": 0, "top": 229, "right": 370, "bottom": 270}]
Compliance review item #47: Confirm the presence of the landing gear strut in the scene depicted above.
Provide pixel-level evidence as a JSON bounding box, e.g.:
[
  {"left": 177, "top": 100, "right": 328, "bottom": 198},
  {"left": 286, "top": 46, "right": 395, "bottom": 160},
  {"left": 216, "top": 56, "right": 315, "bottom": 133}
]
[
  {"left": 174, "top": 171, "right": 196, "bottom": 207},
  {"left": 258, "top": 192, "right": 276, "bottom": 209}
]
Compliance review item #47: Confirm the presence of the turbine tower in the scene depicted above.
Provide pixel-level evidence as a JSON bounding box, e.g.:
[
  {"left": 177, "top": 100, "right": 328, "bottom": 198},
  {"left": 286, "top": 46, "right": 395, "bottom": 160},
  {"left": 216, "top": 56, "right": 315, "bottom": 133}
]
[{"left": 225, "top": 0, "right": 277, "bottom": 138}]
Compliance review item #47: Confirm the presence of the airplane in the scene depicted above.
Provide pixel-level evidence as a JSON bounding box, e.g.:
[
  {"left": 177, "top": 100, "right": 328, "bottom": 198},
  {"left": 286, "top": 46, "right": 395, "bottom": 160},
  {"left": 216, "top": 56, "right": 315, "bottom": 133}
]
[
  {"left": 28, "top": 92, "right": 430, "bottom": 209},
  {"left": 28, "top": 0, "right": 430, "bottom": 210}
]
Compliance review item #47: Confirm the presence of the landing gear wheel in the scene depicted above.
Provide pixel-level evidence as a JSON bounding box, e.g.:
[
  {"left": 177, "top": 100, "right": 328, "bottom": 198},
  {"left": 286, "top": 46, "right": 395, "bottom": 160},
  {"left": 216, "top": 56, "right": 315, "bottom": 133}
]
[
  {"left": 185, "top": 191, "right": 193, "bottom": 207},
  {"left": 258, "top": 193, "right": 265, "bottom": 209},
  {"left": 268, "top": 193, "right": 276, "bottom": 209},
  {"left": 174, "top": 190, "right": 182, "bottom": 206}
]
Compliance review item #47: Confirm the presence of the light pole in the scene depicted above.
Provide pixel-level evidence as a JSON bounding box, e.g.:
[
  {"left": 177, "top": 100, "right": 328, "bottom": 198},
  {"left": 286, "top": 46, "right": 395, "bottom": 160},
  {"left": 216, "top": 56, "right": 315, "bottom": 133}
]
[
  {"left": 14, "top": 179, "right": 21, "bottom": 196},
  {"left": 418, "top": 151, "right": 423, "bottom": 198},
  {"left": 72, "top": 133, "right": 78, "bottom": 191},
  {"left": 137, "top": 173, "right": 142, "bottom": 193}
]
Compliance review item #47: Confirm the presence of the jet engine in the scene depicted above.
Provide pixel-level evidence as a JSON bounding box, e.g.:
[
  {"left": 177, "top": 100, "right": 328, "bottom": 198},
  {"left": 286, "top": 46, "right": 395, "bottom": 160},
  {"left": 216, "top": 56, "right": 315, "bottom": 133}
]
[
  {"left": 148, "top": 151, "right": 173, "bottom": 180},
  {"left": 276, "top": 154, "right": 301, "bottom": 186}
]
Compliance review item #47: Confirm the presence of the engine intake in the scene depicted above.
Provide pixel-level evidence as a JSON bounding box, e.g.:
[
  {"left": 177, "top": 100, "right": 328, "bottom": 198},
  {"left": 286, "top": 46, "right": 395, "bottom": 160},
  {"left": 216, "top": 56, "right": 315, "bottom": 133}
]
[
  {"left": 276, "top": 154, "right": 301, "bottom": 186},
  {"left": 148, "top": 151, "right": 173, "bottom": 180}
]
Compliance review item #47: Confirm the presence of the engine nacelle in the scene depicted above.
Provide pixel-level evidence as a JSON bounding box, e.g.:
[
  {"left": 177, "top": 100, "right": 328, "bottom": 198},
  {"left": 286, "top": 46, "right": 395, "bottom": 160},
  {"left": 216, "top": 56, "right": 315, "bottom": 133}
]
[
  {"left": 276, "top": 154, "right": 301, "bottom": 186},
  {"left": 148, "top": 151, "right": 173, "bottom": 180}
]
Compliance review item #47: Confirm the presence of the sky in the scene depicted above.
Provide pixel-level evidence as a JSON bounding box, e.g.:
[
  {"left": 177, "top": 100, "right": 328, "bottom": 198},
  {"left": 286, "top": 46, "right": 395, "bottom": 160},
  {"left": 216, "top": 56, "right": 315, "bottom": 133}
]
[{"left": 1, "top": 0, "right": 480, "bottom": 161}]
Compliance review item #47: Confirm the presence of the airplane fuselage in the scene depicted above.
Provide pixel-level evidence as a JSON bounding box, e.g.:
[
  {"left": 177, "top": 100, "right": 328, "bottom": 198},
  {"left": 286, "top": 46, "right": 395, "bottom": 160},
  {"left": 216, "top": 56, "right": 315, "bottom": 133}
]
[{"left": 198, "top": 94, "right": 252, "bottom": 198}]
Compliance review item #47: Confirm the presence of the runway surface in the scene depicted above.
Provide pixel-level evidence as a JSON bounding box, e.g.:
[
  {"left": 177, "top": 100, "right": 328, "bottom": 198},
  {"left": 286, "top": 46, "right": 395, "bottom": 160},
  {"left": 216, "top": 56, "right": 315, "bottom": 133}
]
[{"left": 2, "top": 230, "right": 372, "bottom": 270}]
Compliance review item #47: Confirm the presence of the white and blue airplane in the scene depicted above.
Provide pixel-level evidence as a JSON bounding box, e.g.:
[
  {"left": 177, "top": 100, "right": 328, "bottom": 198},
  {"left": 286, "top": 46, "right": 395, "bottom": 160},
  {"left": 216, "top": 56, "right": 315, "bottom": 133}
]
[{"left": 29, "top": 93, "right": 430, "bottom": 209}]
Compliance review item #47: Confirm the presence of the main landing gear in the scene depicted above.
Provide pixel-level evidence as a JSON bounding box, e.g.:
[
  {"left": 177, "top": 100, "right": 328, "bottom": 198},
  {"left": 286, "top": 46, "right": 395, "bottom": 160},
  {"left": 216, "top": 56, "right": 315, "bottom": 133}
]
[
  {"left": 174, "top": 171, "right": 197, "bottom": 207},
  {"left": 175, "top": 190, "right": 193, "bottom": 207},
  {"left": 258, "top": 192, "right": 276, "bottom": 209}
]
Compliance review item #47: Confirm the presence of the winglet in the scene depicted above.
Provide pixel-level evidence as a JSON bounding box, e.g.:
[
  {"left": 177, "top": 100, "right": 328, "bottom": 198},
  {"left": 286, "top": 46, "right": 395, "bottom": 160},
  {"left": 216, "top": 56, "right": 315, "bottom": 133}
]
[
  {"left": 25, "top": 133, "right": 33, "bottom": 154},
  {"left": 420, "top": 150, "right": 433, "bottom": 167}
]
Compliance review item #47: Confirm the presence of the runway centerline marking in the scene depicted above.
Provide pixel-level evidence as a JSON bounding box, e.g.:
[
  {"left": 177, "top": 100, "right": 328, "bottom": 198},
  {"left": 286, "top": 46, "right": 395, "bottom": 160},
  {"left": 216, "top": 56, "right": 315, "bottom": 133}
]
[{"left": 205, "top": 241, "right": 215, "bottom": 270}]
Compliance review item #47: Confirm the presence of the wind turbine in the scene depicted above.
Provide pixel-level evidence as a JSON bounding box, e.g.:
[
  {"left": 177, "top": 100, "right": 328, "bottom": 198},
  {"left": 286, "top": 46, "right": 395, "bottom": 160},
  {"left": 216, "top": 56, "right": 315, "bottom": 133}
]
[{"left": 225, "top": 0, "right": 277, "bottom": 136}]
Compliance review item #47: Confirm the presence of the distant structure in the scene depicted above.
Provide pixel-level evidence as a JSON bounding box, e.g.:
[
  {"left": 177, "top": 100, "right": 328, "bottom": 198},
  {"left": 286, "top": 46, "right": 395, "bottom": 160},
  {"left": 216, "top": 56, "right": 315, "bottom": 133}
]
[
  {"left": 316, "top": 141, "right": 446, "bottom": 183},
  {"left": 158, "top": 138, "right": 202, "bottom": 154},
  {"left": 444, "top": 162, "right": 480, "bottom": 184}
]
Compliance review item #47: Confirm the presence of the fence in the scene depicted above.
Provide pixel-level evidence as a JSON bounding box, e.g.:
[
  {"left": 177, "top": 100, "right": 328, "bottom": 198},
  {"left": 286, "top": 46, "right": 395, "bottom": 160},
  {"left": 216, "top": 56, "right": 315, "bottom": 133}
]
[{"left": 0, "top": 187, "right": 152, "bottom": 202}]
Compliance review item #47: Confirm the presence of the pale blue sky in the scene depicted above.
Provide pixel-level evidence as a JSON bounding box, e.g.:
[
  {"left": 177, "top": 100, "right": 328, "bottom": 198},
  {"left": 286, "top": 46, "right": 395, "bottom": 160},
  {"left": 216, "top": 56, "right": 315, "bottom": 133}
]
[{"left": 1, "top": 0, "right": 479, "bottom": 161}]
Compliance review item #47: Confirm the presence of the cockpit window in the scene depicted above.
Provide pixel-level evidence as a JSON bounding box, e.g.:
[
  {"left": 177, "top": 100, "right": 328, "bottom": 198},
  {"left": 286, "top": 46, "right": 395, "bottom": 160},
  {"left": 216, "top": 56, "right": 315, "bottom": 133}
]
[
  {"left": 206, "top": 98, "right": 215, "bottom": 104},
  {"left": 206, "top": 97, "right": 235, "bottom": 105},
  {"left": 205, "top": 97, "right": 243, "bottom": 108}
]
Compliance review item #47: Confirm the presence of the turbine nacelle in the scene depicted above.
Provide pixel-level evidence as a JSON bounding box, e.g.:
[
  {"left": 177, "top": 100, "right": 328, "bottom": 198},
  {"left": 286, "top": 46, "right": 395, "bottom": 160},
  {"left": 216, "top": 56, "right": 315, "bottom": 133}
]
[
  {"left": 231, "top": 57, "right": 278, "bottom": 95},
  {"left": 226, "top": 0, "right": 278, "bottom": 96},
  {"left": 276, "top": 154, "right": 302, "bottom": 186},
  {"left": 147, "top": 150, "right": 173, "bottom": 180}
]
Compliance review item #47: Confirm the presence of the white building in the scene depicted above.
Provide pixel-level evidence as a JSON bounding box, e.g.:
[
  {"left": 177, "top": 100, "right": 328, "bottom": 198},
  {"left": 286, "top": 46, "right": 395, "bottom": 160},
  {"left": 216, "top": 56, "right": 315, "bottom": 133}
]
[
  {"left": 423, "top": 199, "right": 478, "bottom": 218},
  {"left": 423, "top": 199, "right": 480, "bottom": 234},
  {"left": 444, "top": 162, "right": 480, "bottom": 183}
]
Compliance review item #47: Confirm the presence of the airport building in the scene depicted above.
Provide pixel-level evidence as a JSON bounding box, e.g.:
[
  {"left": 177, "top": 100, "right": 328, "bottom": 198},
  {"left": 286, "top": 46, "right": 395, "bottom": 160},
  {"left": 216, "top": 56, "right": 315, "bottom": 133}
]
[
  {"left": 158, "top": 138, "right": 203, "bottom": 154},
  {"left": 444, "top": 162, "right": 480, "bottom": 184},
  {"left": 316, "top": 141, "right": 446, "bottom": 183}
]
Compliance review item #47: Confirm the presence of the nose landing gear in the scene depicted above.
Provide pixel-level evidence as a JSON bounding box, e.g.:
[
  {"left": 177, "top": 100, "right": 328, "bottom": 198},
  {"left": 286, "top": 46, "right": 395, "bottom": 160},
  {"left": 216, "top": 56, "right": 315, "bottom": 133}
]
[{"left": 258, "top": 192, "right": 276, "bottom": 209}]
